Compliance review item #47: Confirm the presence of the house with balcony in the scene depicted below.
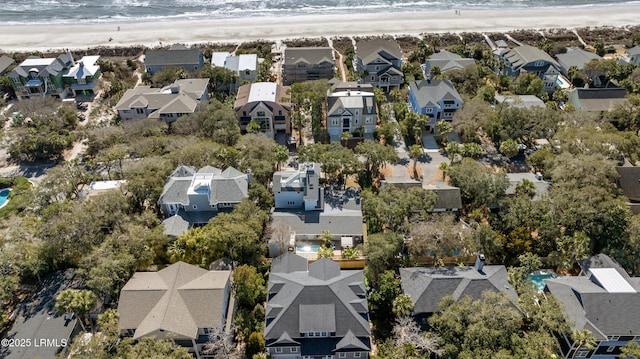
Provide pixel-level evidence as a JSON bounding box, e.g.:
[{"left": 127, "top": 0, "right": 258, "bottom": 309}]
[
  {"left": 408, "top": 79, "right": 463, "bottom": 129},
  {"left": 118, "top": 261, "right": 232, "bottom": 359},
  {"left": 501, "top": 45, "right": 561, "bottom": 93},
  {"left": 355, "top": 39, "right": 404, "bottom": 92},
  {"left": 265, "top": 253, "right": 371, "bottom": 359},
  {"left": 158, "top": 165, "right": 250, "bottom": 236},
  {"left": 211, "top": 52, "right": 258, "bottom": 90},
  {"left": 234, "top": 82, "right": 291, "bottom": 140},
  {"left": 282, "top": 47, "right": 335, "bottom": 85},
  {"left": 544, "top": 254, "right": 640, "bottom": 359},
  {"left": 62, "top": 55, "right": 101, "bottom": 99},
  {"left": 326, "top": 81, "right": 377, "bottom": 143},
  {"left": 144, "top": 45, "right": 204, "bottom": 75},
  {"left": 9, "top": 52, "right": 75, "bottom": 100},
  {"left": 424, "top": 50, "right": 476, "bottom": 74},
  {"left": 269, "top": 163, "right": 364, "bottom": 257},
  {"left": 400, "top": 255, "right": 518, "bottom": 323},
  {"left": 115, "top": 78, "right": 209, "bottom": 122}
]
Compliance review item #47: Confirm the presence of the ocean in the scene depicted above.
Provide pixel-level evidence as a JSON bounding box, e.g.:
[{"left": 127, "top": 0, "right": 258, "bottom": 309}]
[{"left": 0, "top": 0, "right": 637, "bottom": 25}]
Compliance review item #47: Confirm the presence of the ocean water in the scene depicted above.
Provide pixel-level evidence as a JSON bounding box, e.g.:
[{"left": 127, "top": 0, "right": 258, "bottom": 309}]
[{"left": 0, "top": 0, "right": 636, "bottom": 25}]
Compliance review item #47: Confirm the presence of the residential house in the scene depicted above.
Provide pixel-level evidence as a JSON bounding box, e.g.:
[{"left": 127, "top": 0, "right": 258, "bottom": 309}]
[
  {"left": 422, "top": 181, "right": 463, "bottom": 212},
  {"left": 501, "top": 45, "right": 561, "bottom": 93},
  {"left": 615, "top": 164, "right": 640, "bottom": 214},
  {"left": 115, "top": 78, "right": 209, "bottom": 122},
  {"left": 211, "top": 52, "right": 259, "bottom": 90},
  {"left": 400, "top": 256, "right": 518, "bottom": 323},
  {"left": 281, "top": 47, "right": 335, "bottom": 85},
  {"left": 495, "top": 94, "right": 545, "bottom": 108},
  {"left": 625, "top": 46, "right": 640, "bottom": 65},
  {"left": 505, "top": 172, "right": 551, "bottom": 200},
  {"left": 234, "top": 82, "right": 291, "bottom": 141},
  {"left": 62, "top": 55, "right": 101, "bottom": 99},
  {"left": 0, "top": 54, "right": 15, "bottom": 75},
  {"left": 355, "top": 39, "right": 404, "bottom": 91},
  {"left": 556, "top": 48, "right": 604, "bottom": 86},
  {"left": 144, "top": 45, "right": 204, "bottom": 75},
  {"left": 3, "top": 269, "right": 79, "bottom": 359},
  {"left": 158, "top": 165, "right": 249, "bottom": 236},
  {"left": 326, "top": 81, "right": 377, "bottom": 142},
  {"left": 269, "top": 163, "right": 364, "bottom": 258},
  {"left": 408, "top": 79, "right": 463, "bottom": 129},
  {"left": 9, "top": 53, "right": 75, "bottom": 100},
  {"left": 265, "top": 254, "right": 372, "bottom": 358},
  {"left": 567, "top": 87, "right": 627, "bottom": 115},
  {"left": 544, "top": 254, "right": 640, "bottom": 358},
  {"left": 118, "top": 262, "right": 232, "bottom": 359},
  {"left": 424, "top": 50, "right": 476, "bottom": 74}
]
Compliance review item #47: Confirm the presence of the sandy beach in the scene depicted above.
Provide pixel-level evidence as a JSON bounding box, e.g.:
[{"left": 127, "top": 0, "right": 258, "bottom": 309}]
[{"left": 0, "top": 6, "right": 639, "bottom": 52}]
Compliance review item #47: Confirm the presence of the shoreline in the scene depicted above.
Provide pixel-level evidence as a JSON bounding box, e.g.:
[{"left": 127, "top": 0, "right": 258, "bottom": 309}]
[{"left": 0, "top": 6, "right": 639, "bottom": 52}]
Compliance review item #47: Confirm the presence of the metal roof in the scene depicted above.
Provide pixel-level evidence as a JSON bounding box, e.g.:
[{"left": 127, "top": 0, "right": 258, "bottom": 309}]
[{"left": 590, "top": 268, "right": 637, "bottom": 293}]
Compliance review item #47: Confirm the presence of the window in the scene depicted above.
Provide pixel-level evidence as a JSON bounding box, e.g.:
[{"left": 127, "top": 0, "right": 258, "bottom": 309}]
[
  {"left": 287, "top": 201, "right": 295, "bottom": 206},
  {"left": 338, "top": 353, "right": 346, "bottom": 358},
  {"left": 12, "top": 77, "right": 21, "bottom": 84},
  {"left": 375, "top": 65, "right": 379, "bottom": 70},
  {"left": 607, "top": 336, "right": 620, "bottom": 341},
  {"left": 354, "top": 353, "right": 361, "bottom": 358},
  {"left": 257, "top": 111, "right": 266, "bottom": 116},
  {"left": 275, "top": 348, "right": 282, "bottom": 353},
  {"left": 136, "top": 108, "right": 144, "bottom": 114},
  {"left": 291, "top": 347, "right": 298, "bottom": 353},
  {"left": 535, "top": 60, "right": 545, "bottom": 66},
  {"left": 332, "top": 119, "right": 339, "bottom": 126},
  {"left": 355, "top": 109, "right": 359, "bottom": 115},
  {"left": 576, "top": 349, "right": 589, "bottom": 358},
  {"left": 370, "top": 76, "right": 375, "bottom": 81},
  {"left": 77, "top": 78, "right": 86, "bottom": 85},
  {"left": 245, "top": 70, "right": 251, "bottom": 76},
  {"left": 366, "top": 117, "right": 372, "bottom": 123}
]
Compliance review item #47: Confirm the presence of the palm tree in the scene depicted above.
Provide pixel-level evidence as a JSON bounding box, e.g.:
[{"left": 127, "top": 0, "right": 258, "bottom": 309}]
[
  {"left": 318, "top": 230, "right": 334, "bottom": 248},
  {"left": 571, "top": 329, "right": 597, "bottom": 359},
  {"left": 56, "top": 289, "right": 98, "bottom": 333},
  {"left": 272, "top": 145, "right": 289, "bottom": 171},
  {"left": 409, "top": 144, "right": 423, "bottom": 179}
]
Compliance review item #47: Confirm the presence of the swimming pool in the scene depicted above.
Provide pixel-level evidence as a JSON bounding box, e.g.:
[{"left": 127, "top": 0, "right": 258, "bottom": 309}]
[
  {"left": 0, "top": 188, "right": 11, "bottom": 208},
  {"left": 528, "top": 273, "right": 554, "bottom": 292},
  {"left": 296, "top": 244, "right": 321, "bottom": 253}
]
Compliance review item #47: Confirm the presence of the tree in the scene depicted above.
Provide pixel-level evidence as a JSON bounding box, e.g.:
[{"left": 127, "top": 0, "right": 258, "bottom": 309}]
[
  {"left": 368, "top": 270, "right": 402, "bottom": 337},
  {"left": 355, "top": 140, "right": 399, "bottom": 185},
  {"left": 392, "top": 294, "right": 415, "bottom": 318},
  {"left": 361, "top": 231, "right": 403, "bottom": 286},
  {"left": 272, "top": 144, "right": 289, "bottom": 171},
  {"left": 361, "top": 185, "right": 437, "bottom": 233},
  {"left": 448, "top": 158, "right": 509, "bottom": 212},
  {"left": 409, "top": 144, "right": 423, "bottom": 179},
  {"left": 317, "top": 246, "right": 334, "bottom": 259},
  {"left": 499, "top": 139, "right": 519, "bottom": 158},
  {"left": 117, "top": 337, "right": 192, "bottom": 359},
  {"left": 435, "top": 120, "right": 453, "bottom": 144},
  {"left": 55, "top": 289, "right": 98, "bottom": 332},
  {"left": 149, "top": 66, "right": 186, "bottom": 87},
  {"left": 621, "top": 341, "right": 640, "bottom": 359},
  {"left": 203, "top": 326, "right": 234, "bottom": 358},
  {"left": 408, "top": 214, "right": 472, "bottom": 262},
  {"left": 390, "top": 316, "right": 441, "bottom": 357},
  {"left": 246, "top": 331, "right": 265, "bottom": 358},
  {"left": 232, "top": 265, "right": 266, "bottom": 308},
  {"left": 571, "top": 329, "right": 597, "bottom": 359}
]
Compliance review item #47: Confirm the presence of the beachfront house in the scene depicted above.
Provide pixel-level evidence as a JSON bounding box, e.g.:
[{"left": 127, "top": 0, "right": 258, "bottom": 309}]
[
  {"left": 567, "top": 87, "right": 627, "bottom": 115},
  {"left": 144, "top": 45, "right": 204, "bottom": 75},
  {"left": 408, "top": 79, "right": 463, "bottom": 130},
  {"left": 355, "top": 39, "right": 404, "bottom": 92},
  {"left": 211, "top": 52, "right": 258, "bottom": 90},
  {"left": 400, "top": 256, "right": 518, "bottom": 323},
  {"left": 269, "top": 163, "right": 364, "bottom": 257},
  {"left": 495, "top": 94, "right": 545, "bottom": 109},
  {"left": 118, "top": 262, "right": 232, "bottom": 359},
  {"left": 234, "top": 82, "right": 291, "bottom": 142},
  {"left": 544, "top": 254, "right": 640, "bottom": 359},
  {"left": 8, "top": 52, "right": 102, "bottom": 100},
  {"left": 158, "top": 165, "right": 249, "bottom": 237},
  {"left": 0, "top": 55, "right": 15, "bottom": 76},
  {"left": 500, "top": 45, "right": 561, "bottom": 93},
  {"left": 556, "top": 48, "right": 604, "bottom": 87},
  {"left": 625, "top": 46, "right": 640, "bottom": 65},
  {"left": 114, "top": 78, "right": 209, "bottom": 122},
  {"left": 265, "top": 254, "right": 372, "bottom": 359},
  {"left": 281, "top": 47, "right": 336, "bottom": 85},
  {"left": 424, "top": 50, "right": 476, "bottom": 74},
  {"left": 326, "top": 80, "right": 377, "bottom": 143}
]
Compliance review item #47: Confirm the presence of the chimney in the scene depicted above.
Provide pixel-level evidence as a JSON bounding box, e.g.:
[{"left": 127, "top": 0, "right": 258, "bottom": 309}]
[{"left": 475, "top": 254, "right": 485, "bottom": 272}]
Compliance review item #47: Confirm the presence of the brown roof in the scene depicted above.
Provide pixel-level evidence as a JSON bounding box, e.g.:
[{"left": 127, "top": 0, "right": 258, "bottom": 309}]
[{"left": 118, "top": 262, "right": 230, "bottom": 340}]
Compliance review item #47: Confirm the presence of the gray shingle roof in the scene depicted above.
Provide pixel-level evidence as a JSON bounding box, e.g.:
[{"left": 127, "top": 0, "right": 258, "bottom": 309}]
[
  {"left": 356, "top": 39, "right": 402, "bottom": 65},
  {"left": 272, "top": 252, "right": 309, "bottom": 273},
  {"left": 426, "top": 50, "right": 476, "bottom": 72},
  {"left": 0, "top": 55, "right": 15, "bottom": 75},
  {"left": 409, "top": 79, "right": 462, "bottom": 108},
  {"left": 422, "top": 181, "right": 463, "bottom": 210},
  {"left": 628, "top": 46, "right": 640, "bottom": 56},
  {"left": 400, "top": 265, "right": 517, "bottom": 314},
  {"left": 504, "top": 45, "right": 560, "bottom": 71},
  {"left": 265, "top": 255, "right": 371, "bottom": 353},
  {"left": 118, "top": 262, "right": 230, "bottom": 340},
  {"left": 505, "top": 173, "right": 551, "bottom": 200},
  {"left": 616, "top": 165, "right": 640, "bottom": 202},
  {"left": 284, "top": 47, "right": 334, "bottom": 66},
  {"left": 556, "top": 48, "right": 602, "bottom": 71},
  {"left": 572, "top": 87, "right": 627, "bottom": 112}
]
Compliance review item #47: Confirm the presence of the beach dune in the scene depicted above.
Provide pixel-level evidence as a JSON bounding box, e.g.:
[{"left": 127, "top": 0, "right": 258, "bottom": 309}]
[{"left": 0, "top": 6, "right": 639, "bottom": 52}]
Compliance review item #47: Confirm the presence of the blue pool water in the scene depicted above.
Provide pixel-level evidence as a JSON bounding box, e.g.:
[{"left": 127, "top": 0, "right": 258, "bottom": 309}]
[
  {"left": 296, "top": 244, "right": 321, "bottom": 253},
  {"left": 0, "top": 189, "right": 11, "bottom": 208},
  {"left": 528, "top": 273, "right": 553, "bottom": 292}
]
